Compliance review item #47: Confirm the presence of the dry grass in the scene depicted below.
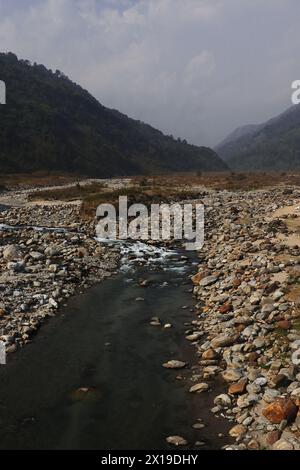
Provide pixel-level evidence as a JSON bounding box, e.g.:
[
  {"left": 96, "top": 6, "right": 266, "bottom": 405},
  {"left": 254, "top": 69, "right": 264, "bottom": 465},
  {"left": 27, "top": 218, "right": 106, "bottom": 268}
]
[
  {"left": 0, "top": 172, "right": 81, "bottom": 190},
  {"left": 3, "top": 170, "right": 300, "bottom": 193},
  {"left": 22, "top": 170, "right": 300, "bottom": 220},
  {"left": 131, "top": 171, "right": 300, "bottom": 191},
  {"left": 28, "top": 182, "right": 108, "bottom": 202}
]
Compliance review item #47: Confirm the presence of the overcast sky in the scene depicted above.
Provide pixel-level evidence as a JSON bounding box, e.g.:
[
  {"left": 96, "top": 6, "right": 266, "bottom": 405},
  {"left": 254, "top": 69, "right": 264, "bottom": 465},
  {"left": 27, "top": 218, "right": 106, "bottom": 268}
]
[{"left": 0, "top": 0, "right": 299, "bottom": 146}]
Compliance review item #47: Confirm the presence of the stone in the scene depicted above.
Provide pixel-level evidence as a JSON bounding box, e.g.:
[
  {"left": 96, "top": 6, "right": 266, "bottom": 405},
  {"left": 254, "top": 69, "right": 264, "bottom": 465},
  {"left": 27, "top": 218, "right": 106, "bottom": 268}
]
[
  {"left": 211, "top": 333, "right": 239, "bottom": 349},
  {"left": 201, "top": 349, "right": 218, "bottom": 360},
  {"left": 266, "top": 430, "right": 281, "bottom": 446},
  {"left": 191, "top": 272, "right": 205, "bottom": 285},
  {"left": 228, "top": 378, "right": 247, "bottom": 395},
  {"left": 192, "top": 423, "right": 205, "bottom": 430},
  {"left": 276, "top": 320, "right": 291, "bottom": 330},
  {"left": 291, "top": 387, "right": 300, "bottom": 399},
  {"left": 30, "top": 251, "right": 44, "bottom": 260},
  {"left": 272, "top": 439, "right": 294, "bottom": 450},
  {"left": 263, "top": 388, "right": 280, "bottom": 403},
  {"left": 166, "top": 436, "right": 188, "bottom": 446},
  {"left": 292, "top": 349, "right": 300, "bottom": 366},
  {"left": 229, "top": 424, "right": 246, "bottom": 439},
  {"left": 222, "top": 368, "right": 244, "bottom": 383},
  {"left": 3, "top": 244, "right": 23, "bottom": 260},
  {"left": 247, "top": 439, "right": 260, "bottom": 450},
  {"left": 246, "top": 352, "right": 259, "bottom": 364},
  {"left": 162, "top": 360, "right": 187, "bottom": 369},
  {"left": 291, "top": 340, "right": 300, "bottom": 350},
  {"left": 262, "top": 399, "right": 298, "bottom": 424},
  {"left": 236, "top": 394, "right": 258, "bottom": 408},
  {"left": 250, "top": 294, "right": 261, "bottom": 305},
  {"left": 219, "top": 303, "right": 233, "bottom": 314},
  {"left": 199, "top": 275, "right": 219, "bottom": 287},
  {"left": 272, "top": 374, "right": 290, "bottom": 388},
  {"left": 186, "top": 332, "right": 202, "bottom": 341},
  {"left": 273, "top": 290, "right": 284, "bottom": 301},
  {"left": 214, "top": 394, "right": 231, "bottom": 407},
  {"left": 189, "top": 383, "right": 209, "bottom": 393}
]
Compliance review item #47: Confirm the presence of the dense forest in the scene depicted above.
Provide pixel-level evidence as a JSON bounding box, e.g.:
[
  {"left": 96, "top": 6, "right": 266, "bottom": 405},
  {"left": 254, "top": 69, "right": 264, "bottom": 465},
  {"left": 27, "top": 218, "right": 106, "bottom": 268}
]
[
  {"left": 216, "top": 105, "right": 300, "bottom": 170},
  {"left": 0, "top": 53, "right": 227, "bottom": 177}
]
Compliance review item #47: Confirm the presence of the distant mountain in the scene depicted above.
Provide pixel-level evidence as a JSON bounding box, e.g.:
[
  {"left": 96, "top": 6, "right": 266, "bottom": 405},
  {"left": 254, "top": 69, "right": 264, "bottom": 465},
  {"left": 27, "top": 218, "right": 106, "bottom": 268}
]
[
  {"left": 215, "top": 124, "right": 263, "bottom": 151},
  {"left": 216, "top": 105, "right": 300, "bottom": 170},
  {"left": 0, "top": 52, "right": 227, "bottom": 176}
]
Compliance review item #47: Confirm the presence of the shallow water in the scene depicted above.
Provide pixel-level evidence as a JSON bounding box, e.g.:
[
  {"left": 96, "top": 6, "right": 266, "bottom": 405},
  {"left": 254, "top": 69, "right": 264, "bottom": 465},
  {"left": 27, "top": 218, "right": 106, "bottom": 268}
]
[{"left": 0, "top": 246, "right": 229, "bottom": 450}]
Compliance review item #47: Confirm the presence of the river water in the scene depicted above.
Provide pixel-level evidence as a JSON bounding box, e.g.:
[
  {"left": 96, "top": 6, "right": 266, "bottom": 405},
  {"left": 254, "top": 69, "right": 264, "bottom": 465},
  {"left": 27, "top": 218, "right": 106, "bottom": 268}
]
[{"left": 0, "top": 236, "right": 229, "bottom": 450}]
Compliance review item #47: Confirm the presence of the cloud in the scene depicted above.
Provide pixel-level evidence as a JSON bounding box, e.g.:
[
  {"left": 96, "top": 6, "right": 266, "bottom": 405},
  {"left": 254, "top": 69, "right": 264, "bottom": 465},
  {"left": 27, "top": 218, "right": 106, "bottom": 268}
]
[{"left": 0, "top": 0, "right": 299, "bottom": 146}]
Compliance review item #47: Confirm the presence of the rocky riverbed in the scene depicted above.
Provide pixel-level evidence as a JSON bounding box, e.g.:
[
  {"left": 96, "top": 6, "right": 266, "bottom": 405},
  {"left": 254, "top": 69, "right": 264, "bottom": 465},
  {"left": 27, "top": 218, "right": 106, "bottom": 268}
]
[
  {"left": 0, "top": 202, "right": 119, "bottom": 352},
  {"left": 3, "top": 182, "right": 300, "bottom": 450},
  {"left": 187, "top": 187, "right": 300, "bottom": 450}
]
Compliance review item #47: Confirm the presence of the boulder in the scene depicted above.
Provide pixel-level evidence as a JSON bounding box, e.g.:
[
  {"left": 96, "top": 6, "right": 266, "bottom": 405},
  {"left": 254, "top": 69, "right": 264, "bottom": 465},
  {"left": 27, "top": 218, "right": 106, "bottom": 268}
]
[
  {"left": 3, "top": 244, "right": 23, "bottom": 260},
  {"left": 262, "top": 398, "right": 298, "bottom": 424}
]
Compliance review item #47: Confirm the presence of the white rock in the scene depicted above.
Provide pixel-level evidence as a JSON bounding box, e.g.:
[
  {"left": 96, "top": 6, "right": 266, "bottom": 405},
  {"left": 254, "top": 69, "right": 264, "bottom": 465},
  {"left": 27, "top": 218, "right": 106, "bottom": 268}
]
[
  {"left": 214, "top": 394, "right": 232, "bottom": 407},
  {"left": 292, "top": 349, "right": 300, "bottom": 366}
]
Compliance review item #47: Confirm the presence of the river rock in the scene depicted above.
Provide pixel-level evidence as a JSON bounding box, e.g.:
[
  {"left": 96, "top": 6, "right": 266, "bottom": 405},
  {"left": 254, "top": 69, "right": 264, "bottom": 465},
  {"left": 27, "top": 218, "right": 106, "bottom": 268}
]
[
  {"left": 163, "top": 360, "right": 187, "bottom": 370},
  {"left": 3, "top": 244, "right": 23, "bottom": 260},
  {"left": 211, "top": 333, "right": 239, "bottom": 349},
  {"left": 214, "top": 394, "right": 231, "bottom": 407},
  {"left": 189, "top": 383, "right": 209, "bottom": 393},
  {"left": 201, "top": 349, "right": 219, "bottom": 360},
  {"left": 272, "top": 439, "right": 294, "bottom": 450},
  {"left": 229, "top": 424, "right": 246, "bottom": 439},
  {"left": 292, "top": 349, "right": 300, "bottom": 366},
  {"left": 222, "top": 368, "right": 244, "bottom": 383},
  {"left": 166, "top": 436, "right": 188, "bottom": 446},
  {"left": 262, "top": 399, "right": 298, "bottom": 424},
  {"left": 199, "top": 275, "right": 219, "bottom": 287},
  {"left": 228, "top": 378, "right": 247, "bottom": 395}
]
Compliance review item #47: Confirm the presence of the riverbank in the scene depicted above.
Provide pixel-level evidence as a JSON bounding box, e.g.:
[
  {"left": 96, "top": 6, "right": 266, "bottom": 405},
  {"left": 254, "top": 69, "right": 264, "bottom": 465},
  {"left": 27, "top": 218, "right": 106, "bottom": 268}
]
[
  {"left": 0, "top": 201, "right": 120, "bottom": 352},
  {"left": 189, "top": 186, "right": 300, "bottom": 450}
]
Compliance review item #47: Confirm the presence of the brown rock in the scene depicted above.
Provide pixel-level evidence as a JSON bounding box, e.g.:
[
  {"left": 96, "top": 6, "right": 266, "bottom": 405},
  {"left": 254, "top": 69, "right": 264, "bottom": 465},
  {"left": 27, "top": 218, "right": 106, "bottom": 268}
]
[
  {"left": 229, "top": 424, "right": 246, "bottom": 439},
  {"left": 266, "top": 430, "right": 281, "bottom": 446},
  {"left": 228, "top": 378, "right": 247, "bottom": 395},
  {"left": 246, "top": 352, "right": 259, "bottom": 364},
  {"left": 0, "top": 308, "right": 6, "bottom": 317},
  {"left": 191, "top": 272, "right": 209, "bottom": 285},
  {"left": 262, "top": 398, "right": 298, "bottom": 424},
  {"left": 276, "top": 320, "right": 291, "bottom": 330},
  {"left": 236, "top": 324, "right": 246, "bottom": 332},
  {"left": 201, "top": 349, "right": 218, "bottom": 360},
  {"left": 191, "top": 272, "right": 202, "bottom": 285},
  {"left": 232, "top": 278, "right": 241, "bottom": 287},
  {"left": 219, "top": 303, "right": 233, "bottom": 314}
]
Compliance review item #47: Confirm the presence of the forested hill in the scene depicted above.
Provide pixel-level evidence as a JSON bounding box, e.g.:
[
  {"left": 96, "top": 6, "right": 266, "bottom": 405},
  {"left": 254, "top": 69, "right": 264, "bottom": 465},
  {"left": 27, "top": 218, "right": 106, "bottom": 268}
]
[
  {"left": 216, "top": 105, "right": 300, "bottom": 170},
  {"left": 0, "top": 52, "right": 227, "bottom": 176}
]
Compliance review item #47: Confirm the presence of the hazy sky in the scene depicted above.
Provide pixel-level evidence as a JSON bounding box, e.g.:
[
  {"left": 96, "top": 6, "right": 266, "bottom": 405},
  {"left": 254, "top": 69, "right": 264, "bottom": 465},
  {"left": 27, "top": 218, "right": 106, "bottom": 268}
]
[{"left": 0, "top": 0, "right": 299, "bottom": 146}]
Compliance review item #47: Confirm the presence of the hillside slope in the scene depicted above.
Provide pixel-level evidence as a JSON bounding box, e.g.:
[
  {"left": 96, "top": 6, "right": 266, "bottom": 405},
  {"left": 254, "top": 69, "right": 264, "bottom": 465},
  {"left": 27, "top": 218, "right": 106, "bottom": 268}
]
[
  {"left": 216, "top": 105, "right": 300, "bottom": 170},
  {"left": 0, "top": 53, "right": 227, "bottom": 176}
]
